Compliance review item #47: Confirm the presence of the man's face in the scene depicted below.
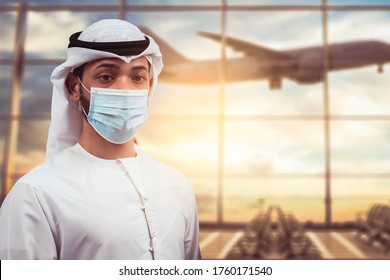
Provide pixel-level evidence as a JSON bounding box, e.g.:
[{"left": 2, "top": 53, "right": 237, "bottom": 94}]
[
  {"left": 68, "top": 56, "right": 151, "bottom": 117},
  {"left": 75, "top": 56, "right": 152, "bottom": 114},
  {"left": 66, "top": 56, "right": 152, "bottom": 116},
  {"left": 79, "top": 56, "right": 151, "bottom": 93}
]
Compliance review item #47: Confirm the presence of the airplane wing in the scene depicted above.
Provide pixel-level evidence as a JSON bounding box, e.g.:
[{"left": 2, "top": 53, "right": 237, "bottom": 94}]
[{"left": 198, "top": 31, "right": 291, "bottom": 60}]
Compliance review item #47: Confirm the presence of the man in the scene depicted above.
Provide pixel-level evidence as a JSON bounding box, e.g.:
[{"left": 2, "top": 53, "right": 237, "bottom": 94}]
[{"left": 0, "top": 19, "right": 201, "bottom": 260}]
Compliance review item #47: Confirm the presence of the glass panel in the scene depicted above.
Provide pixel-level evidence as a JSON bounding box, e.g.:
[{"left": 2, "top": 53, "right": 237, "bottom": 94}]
[
  {"left": 27, "top": 0, "right": 119, "bottom": 5},
  {"left": 150, "top": 84, "right": 219, "bottom": 117},
  {"left": 0, "top": 65, "right": 11, "bottom": 116},
  {"left": 328, "top": 11, "right": 390, "bottom": 115},
  {"left": 226, "top": 82, "right": 324, "bottom": 116},
  {"left": 0, "top": 0, "right": 17, "bottom": 5},
  {"left": 225, "top": 11, "right": 323, "bottom": 112},
  {"left": 0, "top": 12, "right": 16, "bottom": 60},
  {"left": 226, "top": 11, "right": 323, "bottom": 57},
  {"left": 332, "top": 178, "right": 390, "bottom": 222},
  {"left": 25, "top": 11, "right": 118, "bottom": 59},
  {"left": 331, "top": 121, "right": 390, "bottom": 174},
  {"left": 224, "top": 178, "right": 325, "bottom": 223},
  {"left": 21, "top": 65, "right": 55, "bottom": 116},
  {"left": 129, "top": 0, "right": 220, "bottom": 5},
  {"left": 224, "top": 121, "right": 325, "bottom": 175},
  {"left": 137, "top": 120, "right": 219, "bottom": 175},
  {"left": 16, "top": 120, "right": 49, "bottom": 174},
  {"left": 127, "top": 11, "right": 221, "bottom": 115},
  {"left": 329, "top": 11, "right": 389, "bottom": 42},
  {"left": 228, "top": 0, "right": 321, "bottom": 6},
  {"left": 127, "top": 11, "right": 220, "bottom": 60},
  {"left": 328, "top": 0, "right": 390, "bottom": 5},
  {"left": 329, "top": 68, "right": 390, "bottom": 115},
  {"left": 190, "top": 177, "right": 218, "bottom": 223}
]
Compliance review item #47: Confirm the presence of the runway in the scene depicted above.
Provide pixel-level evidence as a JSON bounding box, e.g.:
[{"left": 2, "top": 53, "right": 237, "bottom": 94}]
[{"left": 199, "top": 228, "right": 390, "bottom": 260}]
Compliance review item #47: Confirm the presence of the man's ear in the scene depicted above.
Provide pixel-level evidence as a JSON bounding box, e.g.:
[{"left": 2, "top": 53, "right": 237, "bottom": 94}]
[{"left": 65, "top": 72, "right": 81, "bottom": 101}]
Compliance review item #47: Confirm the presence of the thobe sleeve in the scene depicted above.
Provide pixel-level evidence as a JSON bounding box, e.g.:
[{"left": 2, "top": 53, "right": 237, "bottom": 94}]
[
  {"left": 0, "top": 182, "right": 58, "bottom": 260},
  {"left": 184, "top": 184, "right": 201, "bottom": 260}
]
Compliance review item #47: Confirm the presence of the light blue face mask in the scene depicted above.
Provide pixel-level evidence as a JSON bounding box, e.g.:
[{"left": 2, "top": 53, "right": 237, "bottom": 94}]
[{"left": 78, "top": 79, "right": 149, "bottom": 144}]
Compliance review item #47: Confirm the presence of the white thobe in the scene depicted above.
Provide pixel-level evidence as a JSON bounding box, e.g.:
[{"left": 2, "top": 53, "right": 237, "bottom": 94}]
[{"left": 0, "top": 144, "right": 201, "bottom": 260}]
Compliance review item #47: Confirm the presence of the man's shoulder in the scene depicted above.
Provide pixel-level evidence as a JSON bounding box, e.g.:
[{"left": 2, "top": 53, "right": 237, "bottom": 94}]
[
  {"left": 138, "top": 152, "right": 196, "bottom": 205},
  {"left": 4, "top": 163, "right": 56, "bottom": 205},
  {"left": 14, "top": 160, "right": 62, "bottom": 191},
  {"left": 14, "top": 146, "right": 82, "bottom": 189},
  {"left": 138, "top": 150, "right": 191, "bottom": 186}
]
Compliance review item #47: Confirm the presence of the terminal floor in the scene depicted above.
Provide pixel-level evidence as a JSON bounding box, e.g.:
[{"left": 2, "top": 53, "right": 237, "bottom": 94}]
[{"left": 199, "top": 228, "right": 390, "bottom": 260}]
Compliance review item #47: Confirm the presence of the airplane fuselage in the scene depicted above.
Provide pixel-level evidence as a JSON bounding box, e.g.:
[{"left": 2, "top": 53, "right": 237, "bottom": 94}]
[
  {"left": 160, "top": 57, "right": 275, "bottom": 84},
  {"left": 160, "top": 40, "right": 390, "bottom": 88}
]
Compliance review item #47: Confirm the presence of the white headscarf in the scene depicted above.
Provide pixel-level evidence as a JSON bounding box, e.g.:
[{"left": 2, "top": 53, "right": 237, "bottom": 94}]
[{"left": 46, "top": 19, "right": 163, "bottom": 160}]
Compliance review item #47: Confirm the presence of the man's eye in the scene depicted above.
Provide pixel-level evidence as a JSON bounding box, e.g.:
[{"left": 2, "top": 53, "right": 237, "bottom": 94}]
[
  {"left": 133, "top": 75, "right": 146, "bottom": 82},
  {"left": 99, "top": 75, "right": 113, "bottom": 81}
]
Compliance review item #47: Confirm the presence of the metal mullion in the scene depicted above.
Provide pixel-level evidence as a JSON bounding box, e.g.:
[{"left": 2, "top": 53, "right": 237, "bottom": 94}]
[
  {"left": 1, "top": 4, "right": 389, "bottom": 12},
  {"left": 225, "top": 5, "right": 390, "bottom": 12},
  {"left": 146, "top": 116, "right": 390, "bottom": 121},
  {"left": 322, "top": 0, "right": 332, "bottom": 227},
  {"left": 1, "top": 0, "right": 27, "bottom": 204},
  {"left": 119, "top": 0, "right": 125, "bottom": 20},
  {"left": 216, "top": 0, "right": 227, "bottom": 226},
  {"left": 0, "top": 115, "right": 51, "bottom": 121}
]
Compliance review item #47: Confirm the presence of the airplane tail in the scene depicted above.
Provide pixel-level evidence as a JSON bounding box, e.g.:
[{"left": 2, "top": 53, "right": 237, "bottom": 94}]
[{"left": 139, "top": 26, "right": 189, "bottom": 64}]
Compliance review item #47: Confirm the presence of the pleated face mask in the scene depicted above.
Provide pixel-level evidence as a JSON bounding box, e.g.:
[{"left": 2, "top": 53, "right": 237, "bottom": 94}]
[{"left": 79, "top": 79, "right": 149, "bottom": 144}]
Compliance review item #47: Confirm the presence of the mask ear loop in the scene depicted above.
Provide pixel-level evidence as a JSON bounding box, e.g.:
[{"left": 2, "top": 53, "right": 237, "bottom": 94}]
[
  {"left": 76, "top": 76, "right": 90, "bottom": 118},
  {"left": 77, "top": 76, "right": 92, "bottom": 94}
]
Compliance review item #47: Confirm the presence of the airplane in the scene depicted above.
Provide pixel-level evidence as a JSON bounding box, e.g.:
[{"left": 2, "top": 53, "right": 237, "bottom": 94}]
[{"left": 140, "top": 27, "right": 390, "bottom": 89}]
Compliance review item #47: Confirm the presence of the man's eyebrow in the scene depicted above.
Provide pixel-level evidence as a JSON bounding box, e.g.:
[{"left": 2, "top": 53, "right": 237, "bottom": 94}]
[
  {"left": 132, "top": 65, "right": 148, "bottom": 71},
  {"left": 94, "top": 63, "right": 120, "bottom": 70},
  {"left": 93, "top": 64, "right": 149, "bottom": 72}
]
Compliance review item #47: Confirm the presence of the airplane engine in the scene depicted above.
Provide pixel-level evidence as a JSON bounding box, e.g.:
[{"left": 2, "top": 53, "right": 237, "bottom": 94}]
[{"left": 288, "top": 52, "right": 323, "bottom": 84}]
